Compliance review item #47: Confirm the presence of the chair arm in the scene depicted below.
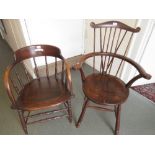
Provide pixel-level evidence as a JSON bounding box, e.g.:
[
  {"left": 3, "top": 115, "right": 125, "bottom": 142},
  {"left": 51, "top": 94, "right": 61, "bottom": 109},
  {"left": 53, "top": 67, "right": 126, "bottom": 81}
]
[
  {"left": 73, "top": 54, "right": 89, "bottom": 70},
  {"left": 74, "top": 52, "right": 151, "bottom": 87},
  {"left": 117, "top": 53, "right": 151, "bottom": 87},
  {"left": 3, "top": 62, "right": 17, "bottom": 106},
  {"left": 64, "top": 61, "right": 74, "bottom": 96},
  {"left": 122, "top": 58, "right": 151, "bottom": 80},
  {"left": 126, "top": 72, "right": 151, "bottom": 88},
  {"left": 126, "top": 74, "right": 143, "bottom": 88},
  {"left": 75, "top": 52, "right": 151, "bottom": 78}
]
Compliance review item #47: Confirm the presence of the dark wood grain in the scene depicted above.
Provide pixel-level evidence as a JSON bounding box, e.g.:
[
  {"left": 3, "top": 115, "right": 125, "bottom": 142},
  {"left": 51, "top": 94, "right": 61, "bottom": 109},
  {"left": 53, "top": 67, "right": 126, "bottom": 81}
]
[
  {"left": 16, "top": 76, "right": 71, "bottom": 111},
  {"left": 83, "top": 73, "right": 129, "bottom": 104}
]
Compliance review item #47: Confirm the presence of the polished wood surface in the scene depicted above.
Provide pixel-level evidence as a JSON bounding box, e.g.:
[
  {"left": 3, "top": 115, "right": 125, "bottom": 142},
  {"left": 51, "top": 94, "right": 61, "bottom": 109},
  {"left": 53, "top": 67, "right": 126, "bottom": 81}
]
[
  {"left": 16, "top": 76, "right": 71, "bottom": 111},
  {"left": 83, "top": 73, "right": 129, "bottom": 104},
  {"left": 4, "top": 44, "right": 73, "bottom": 134},
  {"left": 75, "top": 21, "right": 151, "bottom": 135}
]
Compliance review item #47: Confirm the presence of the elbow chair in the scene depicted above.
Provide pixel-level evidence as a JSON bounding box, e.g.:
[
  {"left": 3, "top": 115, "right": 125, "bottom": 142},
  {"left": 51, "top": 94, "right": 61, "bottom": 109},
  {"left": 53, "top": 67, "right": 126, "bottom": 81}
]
[
  {"left": 4, "top": 45, "right": 73, "bottom": 134},
  {"left": 75, "top": 21, "right": 151, "bottom": 134}
]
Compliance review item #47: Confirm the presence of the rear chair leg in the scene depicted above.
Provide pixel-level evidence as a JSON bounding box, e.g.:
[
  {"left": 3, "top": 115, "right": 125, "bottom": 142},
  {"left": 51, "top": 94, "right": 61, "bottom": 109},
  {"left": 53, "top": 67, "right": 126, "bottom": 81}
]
[
  {"left": 115, "top": 105, "right": 121, "bottom": 135},
  {"left": 18, "top": 110, "right": 28, "bottom": 134},
  {"left": 76, "top": 98, "right": 89, "bottom": 128}
]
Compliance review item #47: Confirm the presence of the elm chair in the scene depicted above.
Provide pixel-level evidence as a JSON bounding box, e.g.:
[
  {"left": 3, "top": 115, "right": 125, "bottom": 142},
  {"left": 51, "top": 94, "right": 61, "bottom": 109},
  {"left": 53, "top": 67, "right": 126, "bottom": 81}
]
[
  {"left": 75, "top": 21, "right": 151, "bottom": 134},
  {"left": 4, "top": 45, "right": 73, "bottom": 134}
]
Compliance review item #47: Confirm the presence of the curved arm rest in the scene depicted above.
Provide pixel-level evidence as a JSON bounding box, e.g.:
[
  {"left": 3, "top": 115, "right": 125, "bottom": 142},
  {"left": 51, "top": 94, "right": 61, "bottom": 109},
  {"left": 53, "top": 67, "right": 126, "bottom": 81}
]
[
  {"left": 126, "top": 73, "right": 151, "bottom": 88},
  {"left": 126, "top": 74, "right": 143, "bottom": 88},
  {"left": 75, "top": 52, "right": 151, "bottom": 80},
  {"left": 125, "top": 60, "right": 151, "bottom": 80},
  {"left": 64, "top": 61, "right": 74, "bottom": 96},
  {"left": 3, "top": 62, "right": 17, "bottom": 106}
]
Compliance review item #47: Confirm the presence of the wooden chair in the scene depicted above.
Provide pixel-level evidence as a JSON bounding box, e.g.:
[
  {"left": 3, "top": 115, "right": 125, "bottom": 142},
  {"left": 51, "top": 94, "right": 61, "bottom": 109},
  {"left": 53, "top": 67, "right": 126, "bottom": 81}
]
[
  {"left": 75, "top": 21, "right": 151, "bottom": 134},
  {"left": 4, "top": 45, "right": 73, "bottom": 134}
]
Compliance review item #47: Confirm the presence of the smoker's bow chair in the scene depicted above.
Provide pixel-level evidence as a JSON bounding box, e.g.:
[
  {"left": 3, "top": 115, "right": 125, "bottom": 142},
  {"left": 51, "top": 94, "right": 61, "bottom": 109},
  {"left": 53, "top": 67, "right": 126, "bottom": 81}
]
[
  {"left": 4, "top": 45, "right": 73, "bottom": 134},
  {"left": 75, "top": 21, "right": 151, "bottom": 134}
]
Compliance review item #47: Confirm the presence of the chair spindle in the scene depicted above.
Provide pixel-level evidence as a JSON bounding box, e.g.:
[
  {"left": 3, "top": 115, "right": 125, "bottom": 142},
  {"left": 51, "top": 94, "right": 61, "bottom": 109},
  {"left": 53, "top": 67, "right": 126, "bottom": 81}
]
[
  {"left": 45, "top": 56, "right": 49, "bottom": 77},
  {"left": 33, "top": 57, "right": 39, "bottom": 78}
]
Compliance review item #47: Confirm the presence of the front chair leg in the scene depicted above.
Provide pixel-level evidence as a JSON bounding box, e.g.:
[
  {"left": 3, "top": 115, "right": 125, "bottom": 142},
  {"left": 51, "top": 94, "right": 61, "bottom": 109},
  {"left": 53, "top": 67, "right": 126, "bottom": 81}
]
[
  {"left": 114, "top": 105, "right": 117, "bottom": 117},
  {"left": 18, "top": 110, "right": 28, "bottom": 134},
  {"left": 115, "top": 105, "right": 121, "bottom": 135},
  {"left": 66, "top": 101, "right": 72, "bottom": 123},
  {"left": 76, "top": 98, "right": 89, "bottom": 128}
]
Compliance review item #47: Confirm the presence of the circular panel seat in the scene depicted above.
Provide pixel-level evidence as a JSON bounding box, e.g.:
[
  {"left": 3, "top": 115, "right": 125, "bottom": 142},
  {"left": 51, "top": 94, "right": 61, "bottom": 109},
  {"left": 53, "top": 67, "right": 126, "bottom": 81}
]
[
  {"left": 83, "top": 73, "right": 129, "bottom": 105},
  {"left": 16, "top": 76, "right": 71, "bottom": 111}
]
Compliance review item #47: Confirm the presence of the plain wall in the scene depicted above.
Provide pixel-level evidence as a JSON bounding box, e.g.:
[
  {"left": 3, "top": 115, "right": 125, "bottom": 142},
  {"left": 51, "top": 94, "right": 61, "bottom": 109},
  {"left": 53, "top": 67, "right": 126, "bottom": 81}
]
[
  {"left": 24, "top": 19, "right": 85, "bottom": 67},
  {"left": 2, "top": 19, "right": 34, "bottom": 77},
  {"left": 134, "top": 21, "right": 155, "bottom": 84},
  {"left": 3, "top": 19, "right": 26, "bottom": 51}
]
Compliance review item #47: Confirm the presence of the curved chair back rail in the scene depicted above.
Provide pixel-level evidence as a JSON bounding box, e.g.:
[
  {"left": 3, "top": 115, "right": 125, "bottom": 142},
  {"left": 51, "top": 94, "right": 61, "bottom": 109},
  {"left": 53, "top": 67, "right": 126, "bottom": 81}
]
[
  {"left": 4, "top": 44, "right": 73, "bottom": 134},
  {"left": 15, "top": 45, "right": 63, "bottom": 63},
  {"left": 90, "top": 21, "right": 140, "bottom": 32}
]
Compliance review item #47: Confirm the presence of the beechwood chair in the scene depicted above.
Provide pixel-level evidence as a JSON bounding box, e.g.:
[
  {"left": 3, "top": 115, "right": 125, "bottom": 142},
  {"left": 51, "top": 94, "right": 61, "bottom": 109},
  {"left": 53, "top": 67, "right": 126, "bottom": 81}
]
[
  {"left": 4, "top": 45, "right": 73, "bottom": 134},
  {"left": 75, "top": 21, "right": 151, "bottom": 134}
]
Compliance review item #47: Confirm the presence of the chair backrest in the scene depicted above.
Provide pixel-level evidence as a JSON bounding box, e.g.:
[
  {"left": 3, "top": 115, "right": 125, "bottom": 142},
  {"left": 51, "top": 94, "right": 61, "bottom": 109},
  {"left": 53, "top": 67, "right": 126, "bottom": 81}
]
[
  {"left": 88, "top": 21, "right": 140, "bottom": 77},
  {"left": 5, "top": 45, "right": 66, "bottom": 102},
  {"left": 15, "top": 44, "right": 64, "bottom": 77}
]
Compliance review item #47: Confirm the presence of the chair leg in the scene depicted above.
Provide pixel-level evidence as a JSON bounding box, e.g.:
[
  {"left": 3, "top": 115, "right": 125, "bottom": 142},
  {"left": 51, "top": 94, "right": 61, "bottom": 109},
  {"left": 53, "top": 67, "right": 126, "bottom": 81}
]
[
  {"left": 114, "top": 105, "right": 117, "bottom": 117},
  {"left": 66, "top": 101, "right": 72, "bottom": 123},
  {"left": 76, "top": 98, "right": 89, "bottom": 128},
  {"left": 114, "top": 105, "right": 121, "bottom": 135},
  {"left": 18, "top": 110, "right": 28, "bottom": 134}
]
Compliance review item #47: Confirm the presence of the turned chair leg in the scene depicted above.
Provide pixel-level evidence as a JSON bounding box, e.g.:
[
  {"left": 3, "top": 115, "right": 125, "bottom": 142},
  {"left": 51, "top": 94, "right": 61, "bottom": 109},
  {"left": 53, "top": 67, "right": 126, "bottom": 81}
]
[
  {"left": 115, "top": 105, "right": 121, "bottom": 135},
  {"left": 76, "top": 98, "right": 89, "bottom": 128},
  {"left": 18, "top": 110, "right": 28, "bottom": 134},
  {"left": 66, "top": 101, "right": 72, "bottom": 123}
]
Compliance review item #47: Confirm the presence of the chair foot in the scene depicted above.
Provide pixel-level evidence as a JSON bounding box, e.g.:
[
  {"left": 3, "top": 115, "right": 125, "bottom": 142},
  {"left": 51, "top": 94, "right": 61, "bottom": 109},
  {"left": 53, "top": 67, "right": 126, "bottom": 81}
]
[
  {"left": 24, "top": 129, "right": 28, "bottom": 135},
  {"left": 18, "top": 110, "right": 28, "bottom": 135},
  {"left": 76, "top": 123, "right": 80, "bottom": 128},
  {"left": 114, "top": 130, "right": 119, "bottom": 135},
  {"left": 76, "top": 98, "right": 89, "bottom": 128},
  {"left": 114, "top": 105, "right": 121, "bottom": 135}
]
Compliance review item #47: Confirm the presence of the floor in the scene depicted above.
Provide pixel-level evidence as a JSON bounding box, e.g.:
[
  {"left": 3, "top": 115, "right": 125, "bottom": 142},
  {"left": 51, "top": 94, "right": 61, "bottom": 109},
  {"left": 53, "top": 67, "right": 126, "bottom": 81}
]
[{"left": 1, "top": 36, "right": 155, "bottom": 135}]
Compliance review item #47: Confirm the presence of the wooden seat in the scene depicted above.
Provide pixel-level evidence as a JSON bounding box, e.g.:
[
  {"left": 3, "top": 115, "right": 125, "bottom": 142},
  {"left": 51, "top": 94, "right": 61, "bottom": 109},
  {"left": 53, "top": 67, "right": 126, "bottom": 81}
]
[
  {"left": 4, "top": 45, "right": 73, "bottom": 134},
  {"left": 16, "top": 76, "right": 71, "bottom": 111},
  {"left": 83, "top": 74, "right": 129, "bottom": 104},
  {"left": 75, "top": 21, "right": 151, "bottom": 135}
]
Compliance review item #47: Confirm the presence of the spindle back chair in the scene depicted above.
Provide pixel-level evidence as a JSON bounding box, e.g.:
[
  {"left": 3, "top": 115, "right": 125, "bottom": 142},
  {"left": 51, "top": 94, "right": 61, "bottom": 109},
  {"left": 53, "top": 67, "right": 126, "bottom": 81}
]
[
  {"left": 4, "top": 45, "right": 73, "bottom": 134},
  {"left": 75, "top": 21, "right": 151, "bottom": 134}
]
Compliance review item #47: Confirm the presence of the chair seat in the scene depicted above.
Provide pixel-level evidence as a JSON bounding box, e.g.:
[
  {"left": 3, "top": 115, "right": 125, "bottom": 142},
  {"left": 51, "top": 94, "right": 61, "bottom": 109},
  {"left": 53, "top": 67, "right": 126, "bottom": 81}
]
[
  {"left": 83, "top": 73, "right": 129, "bottom": 104},
  {"left": 16, "top": 76, "right": 71, "bottom": 111}
]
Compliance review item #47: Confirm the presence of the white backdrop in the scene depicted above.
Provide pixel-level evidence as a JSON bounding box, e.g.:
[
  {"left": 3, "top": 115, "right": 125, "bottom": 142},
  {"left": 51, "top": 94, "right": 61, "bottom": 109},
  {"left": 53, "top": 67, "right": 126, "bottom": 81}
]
[{"left": 22, "top": 19, "right": 85, "bottom": 66}]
